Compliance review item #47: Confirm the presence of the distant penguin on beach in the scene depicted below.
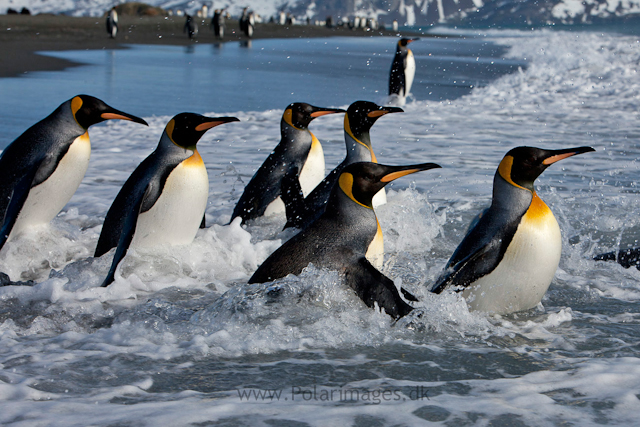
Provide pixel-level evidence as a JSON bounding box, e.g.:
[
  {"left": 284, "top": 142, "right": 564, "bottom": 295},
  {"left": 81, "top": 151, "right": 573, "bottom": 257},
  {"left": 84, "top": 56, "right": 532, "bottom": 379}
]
[
  {"left": 184, "top": 14, "right": 198, "bottom": 39},
  {"left": 231, "top": 103, "right": 345, "bottom": 224},
  {"left": 106, "top": 7, "right": 118, "bottom": 39},
  {"left": 431, "top": 145, "right": 595, "bottom": 315},
  {"left": 249, "top": 161, "right": 441, "bottom": 319},
  {"left": 240, "top": 8, "right": 255, "bottom": 38},
  {"left": 95, "top": 113, "right": 239, "bottom": 287},
  {"left": 389, "top": 38, "right": 419, "bottom": 102},
  {"left": 212, "top": 9, "right": 226, "bottom": 39},
  {"left": 281, "top": 101, "right": 403, "bottom": 237},
  {"left": 0, "top": 95, "right": 147, "bottom": 252}
]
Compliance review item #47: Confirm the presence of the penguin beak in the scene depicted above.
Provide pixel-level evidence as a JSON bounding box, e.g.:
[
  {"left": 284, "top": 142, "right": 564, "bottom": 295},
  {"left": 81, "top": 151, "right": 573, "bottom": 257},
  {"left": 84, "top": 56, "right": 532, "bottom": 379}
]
[
  {"left": 195, "top": 116, "right": 240, "bottom": 132},
  {"left": 407, "top": 38, "right": 419, "bottom": 44},
  {"left": 310, "top": 108, "right": 346, "bottom": 118},
  {"left": 380, "top": 163, "right": 441, "bottom": 183},
  {"left": 100, "top": 110, "right": 149, "bottom": 126},
  {"left": 542, "top": 146, "right": 595, "bottom": 165},
  {"left": 368, "top": 106, "right": 404, "bottom": 118}
]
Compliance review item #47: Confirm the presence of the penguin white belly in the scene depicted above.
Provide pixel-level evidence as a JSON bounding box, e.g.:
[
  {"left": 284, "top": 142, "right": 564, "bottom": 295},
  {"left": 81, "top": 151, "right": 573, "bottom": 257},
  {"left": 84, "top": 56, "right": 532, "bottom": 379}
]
[
  {"left": 264, "top": 196, "right": 285, "bottom": 216},
  {"left": 298, "top": 133, "right": 325, "bottom": 196},
  {"left": 131, "top": 153, "right": 209, "bottom": 248},
  {"left": 463, "top": 194, "right": 562, "bottom": 315},
  {"left": 365, "top": 220, "right": 384, "bottom": 270},
  {"left": 404, "top": 52, "right": 416, "bottom": 97},
  {"left": 9, "top": 132, "right": 91, "bottom": 240}
]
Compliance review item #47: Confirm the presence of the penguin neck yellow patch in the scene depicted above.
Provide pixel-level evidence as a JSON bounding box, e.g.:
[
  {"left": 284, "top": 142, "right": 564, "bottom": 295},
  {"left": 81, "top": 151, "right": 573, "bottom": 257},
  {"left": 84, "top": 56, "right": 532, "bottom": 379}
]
[
  {"left": 344, "top": 115, "right": 376, "bottom": 162},
  {"left": 283, "top": 109, "right": 303, "bottom": 130},
  {"left": 365, "top": 219, "right": 385, "bottom": 270},
  {"left": 310, "top": 132, "right": 321, "bottom": 150},
  {"left": 71, "top": 96, "right": 84, "bottom": 127},
  {"left": 183, "top": 149, "right": 204, "bottom": 167},
  {"left": 524, "top": 192, "right": 554, "bottom": 223},
  {"left": 339, "top": 172, "right": 371, "bottom": 209},
  {"left": 497, "top": 155, "right": 527, "bottom": 191}
]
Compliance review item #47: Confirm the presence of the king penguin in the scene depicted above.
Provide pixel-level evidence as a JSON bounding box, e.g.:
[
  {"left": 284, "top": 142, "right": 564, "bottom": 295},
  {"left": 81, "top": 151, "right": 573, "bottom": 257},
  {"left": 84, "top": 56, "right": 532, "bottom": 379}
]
[
  {"left": 250, "top": 161, "right": 441, "bottom": 319},
  {"left": 431, "top": 146, "right": 595, "bottom": 315},
  {"left": 282, "top": 100, "right": 403, "bottom": 236},
  {"left": 95, "top": 113, "right": 239, "bottom": 287},
  {"left": 0, "top": 95, "right": 147, "bottom": 252},
  {"left": 231, "top": 103, "right": 345, "bottom": 223},
  {"left": 389, "top": 38, "right": 419, "bottom": 100}
]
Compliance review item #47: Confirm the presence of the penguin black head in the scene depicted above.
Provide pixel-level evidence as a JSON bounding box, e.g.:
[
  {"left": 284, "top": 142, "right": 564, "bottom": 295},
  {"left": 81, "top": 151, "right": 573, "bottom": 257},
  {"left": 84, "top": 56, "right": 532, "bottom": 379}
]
[
  {"left": 71, "top": 95, "right": 148, "bottom": 129},
  {"left": 497, "top": 146, "right": 595, "bottom": 191},
  {"left": 399, "top": 37, "right": 419, "bottom": 48},
  {"left": 283, "top": 103, "right": 346, "bottom": 130},
  {"left": 338, "top": 161, "right": 441, "bottom": 208},
  {"left": 165, "top": 113, "right": 240, "bottom": 149},
  {"left": 345, "top": 100, "right": 403, "bottom": 138}
]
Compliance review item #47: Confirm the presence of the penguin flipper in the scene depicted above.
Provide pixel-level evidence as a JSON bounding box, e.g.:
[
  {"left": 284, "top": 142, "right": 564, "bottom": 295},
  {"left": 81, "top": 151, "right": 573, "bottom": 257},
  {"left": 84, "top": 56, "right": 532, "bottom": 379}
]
[
  {"left": 200, "top": 214, "right": 206, "bottom": 229},
  {"left": 99, "top": 184, "right": 151, "bottom": 287},
  {"left": 280, "top": 166, "right": 310, "bottom": 230},
  {"left": 344, "top": 256, "right": 414, "bottom": 319},
  {"left": 594, "top": 247, "right": 640, "bottom": 270},
  {"left": 431, "top": 238, "right": 500, "bottom": 294},
  {"left": 0, "top": 166, "right": 39, "bottom": 249}
]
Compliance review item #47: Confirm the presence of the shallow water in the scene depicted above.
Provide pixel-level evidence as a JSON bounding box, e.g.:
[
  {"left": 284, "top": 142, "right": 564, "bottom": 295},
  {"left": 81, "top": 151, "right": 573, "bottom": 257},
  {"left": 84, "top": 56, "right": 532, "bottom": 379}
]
[{"left": 1, "top": 29, "right": 640, "bottom": 426}]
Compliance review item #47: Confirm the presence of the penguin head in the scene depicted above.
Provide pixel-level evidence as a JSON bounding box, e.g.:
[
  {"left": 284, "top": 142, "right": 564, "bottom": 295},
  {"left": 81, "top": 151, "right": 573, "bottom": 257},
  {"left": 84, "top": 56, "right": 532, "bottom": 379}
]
[
  {"left": 338, "top": 161, "right": 441, "bottom": 208},
  {"left": 283, "top": 103, "right": 345, "bottom": 130},
  {"left": 165, "top": 113, "right": 240, "bottom": 150},
  {"left": 344, "top": 101, "right": 403, "bottom": 139},
  {"left": 399, "top": 37, "right": 419, "bottom": 48},
  {"left": 497, "top": 146, "right": 595, "bottom": 191},
  {"left": 70, "top": 95, "right": 148, "bottom": 129}
]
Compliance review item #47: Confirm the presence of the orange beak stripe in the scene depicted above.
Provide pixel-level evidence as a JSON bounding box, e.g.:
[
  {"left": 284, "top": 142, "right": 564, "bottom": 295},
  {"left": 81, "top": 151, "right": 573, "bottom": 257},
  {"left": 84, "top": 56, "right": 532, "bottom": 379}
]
[
  {"left": 542, "top": 152, "right": 578, "bottom": 165},
  {"left": 310, "top": 110, "right": 341, "bottom": 118},
  {"left": 380, "top": 169, "right": 420, "bottom": 183},
  {"left": 368, "top": 110, "right": 389, "bottom": 118},
  {"left": 101, "top": 113, "right": 134, "bottom": 121},
  {"left": 195, "top": 121, "right": 225, "bottom": 131}
]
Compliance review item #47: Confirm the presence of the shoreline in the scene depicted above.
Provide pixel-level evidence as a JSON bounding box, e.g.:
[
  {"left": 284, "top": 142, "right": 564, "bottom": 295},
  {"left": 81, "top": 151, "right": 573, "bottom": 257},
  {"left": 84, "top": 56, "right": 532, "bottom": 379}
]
[{"left": 0, "top": 14, "right": 422, "bottom": 78}]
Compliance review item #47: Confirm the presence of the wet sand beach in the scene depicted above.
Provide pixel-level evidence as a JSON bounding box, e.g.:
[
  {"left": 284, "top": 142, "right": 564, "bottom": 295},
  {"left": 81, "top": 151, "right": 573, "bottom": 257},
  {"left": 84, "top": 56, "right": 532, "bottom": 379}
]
[{"left": 0, "top": 14, "right": 412, "bottom": 78}]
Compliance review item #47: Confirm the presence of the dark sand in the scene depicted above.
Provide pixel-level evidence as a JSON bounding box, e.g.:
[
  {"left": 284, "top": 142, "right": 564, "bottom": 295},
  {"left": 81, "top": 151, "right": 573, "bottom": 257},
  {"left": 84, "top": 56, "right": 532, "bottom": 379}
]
[{"left": 0, "top": 14, "right": 415, "bottom": 78}]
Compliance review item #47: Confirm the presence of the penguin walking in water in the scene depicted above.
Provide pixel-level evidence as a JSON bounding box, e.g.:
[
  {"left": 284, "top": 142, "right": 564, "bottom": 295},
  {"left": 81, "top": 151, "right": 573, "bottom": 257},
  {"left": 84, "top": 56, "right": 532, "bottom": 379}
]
[
  {"left": 95, "top": 113, "right": 239, "bottom": 287},
  {"left": 594, "top": 247, "right": 640, "bottom": 270},
  {"left": 431, "top": 146, "right": 595, "bottom": 315},
  {"left": 282, "top": 100, "right": 402, "bottom": 238},
  {"left": 250, "top": 161, "right": 441, "bottom": 319},
  {"left": 231, "top": 103, "right": 345, "bottom": 224},
  {"left": 389, "top": 38, "right": 419, "bottom": 101},
  {"left": 0, "top": 95, "right": 147, "bottom": 252},
  {"left": 106, "top": 7, "right": 118, "bottom": 39}
]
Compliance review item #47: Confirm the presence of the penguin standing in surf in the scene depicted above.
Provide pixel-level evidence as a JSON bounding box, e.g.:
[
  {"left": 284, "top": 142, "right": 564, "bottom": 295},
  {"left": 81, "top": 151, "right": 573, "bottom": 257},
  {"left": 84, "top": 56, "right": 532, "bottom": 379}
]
[
  {"left": 282, "top": 100, "right": 403, "bottom": 236},
  {"left": 95, "top": 113, "right": 239, "bottom": 287},
  {"left": 0, "top": 95, "right": 147, "bottom": 252},
  {"left": 389, "top": 38, "right": 419, "bottom": 101},
  {"left": 250, "top": 161, "right": 441, "bottom": 319},
  {"left": 431, "top": 146, "right": 595, "bottom": 315},
  {"left": 231, "top": 103, "right": 345, "bottom": 224}
]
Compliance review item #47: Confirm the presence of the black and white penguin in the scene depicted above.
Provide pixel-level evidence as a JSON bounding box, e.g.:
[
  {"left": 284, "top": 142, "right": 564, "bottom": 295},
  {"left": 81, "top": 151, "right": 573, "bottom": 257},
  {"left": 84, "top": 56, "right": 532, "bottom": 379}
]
[
  {"left": 431, "top": 146, "right": 595, "bottom": 315},
  {"left": 106, "top": 7, "right": 118, "bottom": 39},
  {"left": 212, "top": 8, "right": 226, "bottom": 39},
  {"left": 389, "top": 38, "right": 419, "bottom": 100},
  {"left": 184, "top": 14, "right": 198, "bottom": 39},
  {"left": 95, "top": 113, "right": 239, "bottom": 287},
  {"left": 250, "top": 161, "right": 441, "bottom": 319},
  {"left": 231, "top": 103, "right": 345, "bottom": 223},
  {"left": 282, "top": 100, "right": 403, "bottom": 242},
  {"left": 0, "top": 95, "right": 147, "bottom": 251},
  {"left": 594, "top": 247, "right": 640, "bottom": 270}
]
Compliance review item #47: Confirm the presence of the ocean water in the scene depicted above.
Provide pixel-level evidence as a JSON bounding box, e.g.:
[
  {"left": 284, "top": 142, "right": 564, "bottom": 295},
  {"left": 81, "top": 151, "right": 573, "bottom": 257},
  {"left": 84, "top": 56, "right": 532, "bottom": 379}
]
[{"left": 1, "top": 29, "right": 640, "bottom": 426}]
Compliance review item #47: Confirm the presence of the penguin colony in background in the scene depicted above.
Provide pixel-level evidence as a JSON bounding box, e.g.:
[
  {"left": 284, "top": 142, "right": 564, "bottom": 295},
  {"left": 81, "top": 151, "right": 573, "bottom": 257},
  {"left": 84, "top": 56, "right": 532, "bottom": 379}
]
[{"left": 3, "top": 35, "right": 626, "bottom": 321}]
